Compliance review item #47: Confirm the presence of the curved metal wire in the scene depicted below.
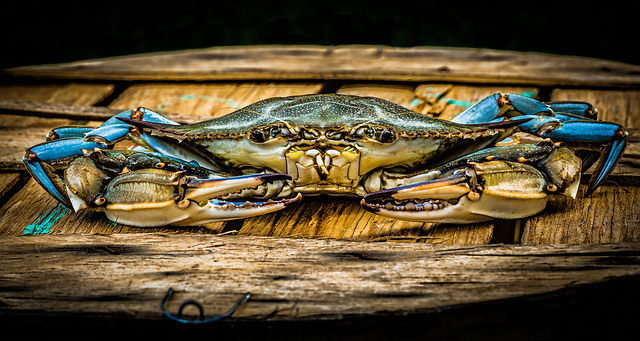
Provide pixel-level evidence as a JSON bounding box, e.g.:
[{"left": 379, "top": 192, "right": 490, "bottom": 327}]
[{"left": 161, "top": 287, "right": 251, "bottom": 324}]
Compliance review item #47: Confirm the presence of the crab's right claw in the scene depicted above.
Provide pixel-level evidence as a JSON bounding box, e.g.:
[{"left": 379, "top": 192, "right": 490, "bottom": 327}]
[
  {"left": 99, "top": 171, "right": 301, "bottom": 227},
  {"left": 61, "top": 150, "right": 300, "bottom": 227},
  {"left": 361, "top": 146, "right": 582, "bottom": 223}
]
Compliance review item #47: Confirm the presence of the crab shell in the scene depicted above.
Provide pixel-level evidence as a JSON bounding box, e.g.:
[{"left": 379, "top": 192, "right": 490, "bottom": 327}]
[{"left": 124, "top": 94, "right": 521, "bottom": 197}]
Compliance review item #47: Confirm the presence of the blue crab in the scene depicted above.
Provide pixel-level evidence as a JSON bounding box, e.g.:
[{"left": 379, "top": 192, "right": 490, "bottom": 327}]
[{"left": 24, "top": 93, "right": 627, "bottom": 226}]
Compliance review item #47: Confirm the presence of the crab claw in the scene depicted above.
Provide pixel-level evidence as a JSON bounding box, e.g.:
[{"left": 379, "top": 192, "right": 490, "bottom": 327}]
[
  {"left": 99, "top": 171, "right": 300, "bottom": 227},
  {"left": 38, "top": 149, "right": 300, "bottom": 227},
  {"left": 361, "top": 146, "right": 582, "bottom": 223}
]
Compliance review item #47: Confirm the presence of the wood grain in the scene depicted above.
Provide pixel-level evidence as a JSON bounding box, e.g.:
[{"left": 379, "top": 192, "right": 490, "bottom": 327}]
[
  {"left": 521, "top": 184, "right": 640, "bottom": 245},
  {"left": 0, "top": 84, "right": 116, "bottom": 171},
  {"left": 110, "top": 83, "right": 324, "bottom": 116},
  {"left": 0, "top": 173, "right": 20, "bottom": 202},
  {"left": 6, "top": 46, "right": 640, "bottom": 87},
  {"left": 0, "top": 83, "right": 114, "bottom": 127},
  {"left": 0, "top": 233, "right": 638, "bottom": 320}
]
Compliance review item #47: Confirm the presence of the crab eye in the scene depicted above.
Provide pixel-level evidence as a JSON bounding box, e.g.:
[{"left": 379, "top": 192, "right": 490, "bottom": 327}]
[
  {"left": 270, "top": 126, "right": 291, "bottom": 138},
  {"left": 249, "top": 126, "right": 293, "bottom": 143},
  {"left": 376, "top": 129, "right": 396, "bottom": 143},
  {"left": 249, "top": 128, "right": 268, "bottom": 143},
  {"left": 351, "top": 125, "right": 396, "bottom": 143}
]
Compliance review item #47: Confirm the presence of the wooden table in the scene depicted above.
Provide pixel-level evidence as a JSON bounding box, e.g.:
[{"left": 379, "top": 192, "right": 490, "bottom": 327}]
[{"left": 1, "top": 45, "right": 639, "bottom": 339}]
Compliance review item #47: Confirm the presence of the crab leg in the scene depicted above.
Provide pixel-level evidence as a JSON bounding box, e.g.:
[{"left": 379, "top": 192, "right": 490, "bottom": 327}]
[
  {"left": 451, "top": 93, "right": 627, "bottom": 195},
  {"left": 45, "top": 107, "right": 220, "bottom": 170},
  {"left": 24, "top": 138, "right": 107, "bottom": 206},
  {"left": 361, "top": 142, "right": 582, "bottom": 223},
  {"left": 546, "top": 101, "right": 597, "bottom": 119},
  {"left": 512, "top": 114, "right": 627, "bottom": 195}
]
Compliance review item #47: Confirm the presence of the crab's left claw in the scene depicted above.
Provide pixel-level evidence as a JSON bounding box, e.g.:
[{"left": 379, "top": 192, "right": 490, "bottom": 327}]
[{"left": 361, "top": 144, "right": 582, "bottom": 223}]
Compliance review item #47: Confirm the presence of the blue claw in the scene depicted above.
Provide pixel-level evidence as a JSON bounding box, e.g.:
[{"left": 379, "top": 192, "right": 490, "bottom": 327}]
[
  {"left": 26, "top": 138, "right": 105, "bottom": 161},
  {"left": 585, "top": 132, "right": 628, "bottom": 196},
  {"left": 103, "top": 108, "right": 180, "bottom": 126},
  {"left": 451, "top": 93, "right": 503, "bottom": 124},
  {"left": 450, "top": 93, "right": 627, "bottom": 196},
  {"left": 24, "top": 160, "right": 70, "bottom": 206}
]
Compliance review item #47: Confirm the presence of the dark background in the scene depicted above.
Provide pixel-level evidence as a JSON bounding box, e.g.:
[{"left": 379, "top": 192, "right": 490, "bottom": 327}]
[{"left": 1, "top": 1, "right": 638, "bottom": 70}]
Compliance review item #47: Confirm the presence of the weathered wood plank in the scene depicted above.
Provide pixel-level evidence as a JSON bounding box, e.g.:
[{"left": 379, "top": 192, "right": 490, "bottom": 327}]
[
  {"left": 110, "top": 82, "right": 324, "bottom": 116},
  {"left": 0, "top": 99, "right": 125, "bottom": 121},
  {"left": 6, "top": 46, "right": 640, "bottom": 87},
  {"left": 0, "top": 99, "right": 250, "bottom": 125},
  {"left": 0, "top": 173, "right": 20, "bottom": 202},
  {"left": 0, "top": 83, "right": 114, "bottom": 127},
  {"left": 0, "top": 84, "right": 116, "bottom": 170},
  {"left": 0, "top": 234, "right": 638, "bottom": 321},
  {"left": 521, "top": 184, "right": 640, "bottom": 245}
]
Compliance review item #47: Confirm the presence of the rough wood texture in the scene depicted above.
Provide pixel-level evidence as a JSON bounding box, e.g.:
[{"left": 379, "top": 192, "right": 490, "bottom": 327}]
[
  {"left": 0, "top": 83, "right": 114, "bottom": 127},
  {"left": 6, "top": 46, "right": 640, "bottom": 87},
  {"left": 522, "top": 185, "right": 640, "bottom": 245},
  {"left": 0, "top": 173, "right": 20, "bottom": 202},
  {"left": 0, "top": 233, "right": 638, "bottom": 319},
  {"left": 0, "top": 83, "right": 115, "bottom": 170},
  {"left": 109, "top": 82, "right": 324, "bottom": 116}
]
